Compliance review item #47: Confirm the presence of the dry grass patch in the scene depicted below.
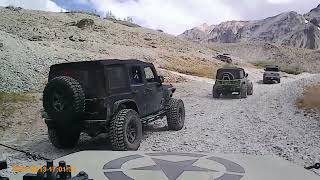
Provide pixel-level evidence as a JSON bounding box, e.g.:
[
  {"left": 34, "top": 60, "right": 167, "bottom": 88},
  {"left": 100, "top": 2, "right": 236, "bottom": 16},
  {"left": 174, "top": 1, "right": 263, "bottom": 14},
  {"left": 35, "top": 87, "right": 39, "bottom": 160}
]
[
  {"left": 252, "top": 60, "right": 303, "bottom": 75},
  {"left": 0, "top": 92, "right": 34, "bottom": 118},
  {"left": 160, "top": 57, "right": 220, "bottom": 79},
  {"left": 157, "top": 69, "right": 188, "bottom": 83},
  {"left": 296, "top": 84, "right": 320, "bottom": 111}
]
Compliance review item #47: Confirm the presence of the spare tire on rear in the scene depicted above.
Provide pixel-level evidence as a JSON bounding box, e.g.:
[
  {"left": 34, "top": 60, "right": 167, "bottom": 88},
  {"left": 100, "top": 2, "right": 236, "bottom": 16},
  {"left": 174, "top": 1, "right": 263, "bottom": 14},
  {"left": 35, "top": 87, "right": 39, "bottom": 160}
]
[{"left": 43, "top": 76, "right": 85, "bottom": 121}]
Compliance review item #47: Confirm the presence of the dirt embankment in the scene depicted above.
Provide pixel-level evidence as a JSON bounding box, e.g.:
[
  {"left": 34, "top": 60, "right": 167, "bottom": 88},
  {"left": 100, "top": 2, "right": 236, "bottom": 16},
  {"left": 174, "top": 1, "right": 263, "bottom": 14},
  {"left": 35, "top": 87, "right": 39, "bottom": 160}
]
[{"left": 0, "top": 7, "right": 229, "bottom": 92}]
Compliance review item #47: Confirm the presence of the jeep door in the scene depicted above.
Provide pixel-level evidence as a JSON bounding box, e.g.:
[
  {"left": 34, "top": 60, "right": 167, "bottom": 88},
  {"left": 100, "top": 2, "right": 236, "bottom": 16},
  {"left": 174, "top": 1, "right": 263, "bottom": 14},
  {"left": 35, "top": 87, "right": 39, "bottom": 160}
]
[
  {"left": 142, "top": 65, "right": 163, "bottom": 115},
  {"left": 105, "top": 65, "right": 132, "bottom": 115},
  {"left": 129, "top": 65, "right": 148, "bottom": 116}
]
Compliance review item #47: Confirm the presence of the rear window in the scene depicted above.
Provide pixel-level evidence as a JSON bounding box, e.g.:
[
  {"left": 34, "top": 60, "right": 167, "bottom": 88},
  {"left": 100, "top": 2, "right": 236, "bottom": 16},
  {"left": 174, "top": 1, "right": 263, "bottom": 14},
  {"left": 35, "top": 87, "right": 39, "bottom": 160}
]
[
  {"left": 216, "top": 69, "right": 243, "bottom": 80},
  {"left": 107, "top": 66, "right": 128, "bottom": 89},
  {"left": 49, "top": 65, "right": 105, "bottom": 98},
  {"left": 265, "top": 67, "right": 279, "bottom": 72}
]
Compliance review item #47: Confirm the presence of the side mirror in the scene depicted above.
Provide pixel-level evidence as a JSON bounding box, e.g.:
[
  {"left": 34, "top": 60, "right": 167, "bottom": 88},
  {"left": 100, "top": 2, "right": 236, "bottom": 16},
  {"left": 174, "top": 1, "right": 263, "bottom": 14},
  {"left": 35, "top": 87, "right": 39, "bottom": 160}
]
[
  {"left": 245, "top": 73, "right": 248, "bottom": 77},
  {"left": 158, "top": 75, "right": 164, "bottom": 83}
]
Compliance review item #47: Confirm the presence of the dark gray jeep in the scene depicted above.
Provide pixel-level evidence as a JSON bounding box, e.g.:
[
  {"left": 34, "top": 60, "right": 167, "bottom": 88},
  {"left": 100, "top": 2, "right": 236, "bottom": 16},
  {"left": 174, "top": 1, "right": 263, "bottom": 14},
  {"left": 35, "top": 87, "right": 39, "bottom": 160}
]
[
  {"left": 263, "top": 65, "right": 281, "bottom": 84},
  {"left": 216, "top": 54, "right": 232, "bottom": 64},
  {"left": 212, "top": 67, "right": 253, "bottom": 98},
  {"left": 42, "top": 59, "right": 185, "bottom": 151}
]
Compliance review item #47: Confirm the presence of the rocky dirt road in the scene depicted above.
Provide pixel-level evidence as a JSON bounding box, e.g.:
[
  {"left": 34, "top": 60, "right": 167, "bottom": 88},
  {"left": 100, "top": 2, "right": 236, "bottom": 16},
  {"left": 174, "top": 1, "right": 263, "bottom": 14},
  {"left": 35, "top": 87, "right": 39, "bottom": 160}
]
[
  {"left": 141, "top": 70, "right": 320, "bottom": 167},
  {"left": 1, "top": 69, "right": 320, "bottom": 177}
]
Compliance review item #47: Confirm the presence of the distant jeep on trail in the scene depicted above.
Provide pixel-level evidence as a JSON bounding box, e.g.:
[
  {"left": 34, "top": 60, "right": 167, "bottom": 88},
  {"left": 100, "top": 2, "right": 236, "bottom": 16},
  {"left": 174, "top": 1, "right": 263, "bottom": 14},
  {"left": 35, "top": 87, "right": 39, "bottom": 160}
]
[
  {"left": 263, "top": 65, "right": 281, "bottom": 84},
  {"left": 42, "top": 59, "right": 185, "bottom": 151},
  {"left": 216, "top": 54, "right": 232, "bottom": 64},
  {"left": 212, "top": 67, "right": 253, "bottom": 98}
]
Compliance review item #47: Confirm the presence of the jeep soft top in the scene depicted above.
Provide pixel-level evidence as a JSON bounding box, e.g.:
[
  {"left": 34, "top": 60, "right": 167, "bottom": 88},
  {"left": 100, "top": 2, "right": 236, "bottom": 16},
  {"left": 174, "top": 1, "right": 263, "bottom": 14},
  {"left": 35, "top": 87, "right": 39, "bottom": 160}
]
[
  {"left": 264, "top": 65, "right": 280, "bottom": 72},
  {"left": 50, "top": 59, "right": 150, "bottom": 71},
  {"left": 216, "top": 67, "right": 245, "bottom": 80}
]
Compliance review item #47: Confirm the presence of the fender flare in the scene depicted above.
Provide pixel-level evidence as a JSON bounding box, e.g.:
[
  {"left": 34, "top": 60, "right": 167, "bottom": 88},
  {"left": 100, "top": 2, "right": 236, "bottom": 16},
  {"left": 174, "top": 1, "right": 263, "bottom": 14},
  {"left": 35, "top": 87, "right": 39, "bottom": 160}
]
[{"left": 113, "top": 99, "right": 139, "bottom": 114}]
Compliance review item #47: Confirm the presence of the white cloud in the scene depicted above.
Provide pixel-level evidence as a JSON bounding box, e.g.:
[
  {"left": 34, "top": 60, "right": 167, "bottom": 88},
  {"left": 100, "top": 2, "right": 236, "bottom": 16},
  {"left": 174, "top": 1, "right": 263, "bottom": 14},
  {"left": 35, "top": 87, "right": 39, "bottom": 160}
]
[
  {"left": 0, "top": 0, "right": 65, "bottom": 12},
  {"left": 1, "top": 0, "right": 319, "bottom": 35},
  {"left": 76, "top": 0, "right": 91, "bottom": 5},
  {"left": 90, "top": 0, "right": 241, "bottom": 35},
  {"left": 87, "top": 0, "right": 320, "bottom": 35},
  {"left": 267, "top": 0, "right": 293, "bottom": 4}
]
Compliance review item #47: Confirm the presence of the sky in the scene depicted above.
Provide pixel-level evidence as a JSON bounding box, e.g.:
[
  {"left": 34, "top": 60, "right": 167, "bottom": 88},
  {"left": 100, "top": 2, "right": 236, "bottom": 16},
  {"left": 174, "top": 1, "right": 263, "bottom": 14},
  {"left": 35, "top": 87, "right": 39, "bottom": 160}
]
[{"left": 0, "top": 0, "right": 319, "bottom": 35}]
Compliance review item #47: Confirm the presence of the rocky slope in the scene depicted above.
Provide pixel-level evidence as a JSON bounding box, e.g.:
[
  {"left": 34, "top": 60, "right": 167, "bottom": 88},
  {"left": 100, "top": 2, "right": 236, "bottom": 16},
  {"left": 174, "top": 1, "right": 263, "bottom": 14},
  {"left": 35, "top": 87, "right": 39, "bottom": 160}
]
[
  {"left": 0, "top": 7, "right": 224, "bottom": 92},
  {"left": 179, "top": 4, "right": 320, "bottom": 49},
  {"left": 305, "top": 4, "right": 320, "bottom": 27},
  {"left": 211, "top": 42, "right": 320, "bottom": 73}
]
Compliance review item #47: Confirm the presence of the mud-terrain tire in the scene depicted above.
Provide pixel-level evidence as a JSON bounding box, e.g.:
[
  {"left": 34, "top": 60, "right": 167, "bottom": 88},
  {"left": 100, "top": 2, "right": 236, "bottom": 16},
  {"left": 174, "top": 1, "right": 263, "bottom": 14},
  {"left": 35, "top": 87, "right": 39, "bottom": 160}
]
[
  {"left": 247, "top": 83, "right": 253, "bottom": 95},
  {"left": 240, "top": 85, "right": 248, "bottom": 98},
  {"left": 48, "top": 126, "right": 80, "bottom": 149},
  {"left": 263, "top": 78, "right": 268, "bottom": 84},
  {"left": 109, "top": 109, "right": 142, "bottom": 151},
  {"left": 43, "top": 76, "right": 85, "bottom": 121},
  {"left": 212, "top": 87, "right": 220, "bottom": 98},
  {"left": 166, "top": 98, "right": 185, "bottom": 131}
]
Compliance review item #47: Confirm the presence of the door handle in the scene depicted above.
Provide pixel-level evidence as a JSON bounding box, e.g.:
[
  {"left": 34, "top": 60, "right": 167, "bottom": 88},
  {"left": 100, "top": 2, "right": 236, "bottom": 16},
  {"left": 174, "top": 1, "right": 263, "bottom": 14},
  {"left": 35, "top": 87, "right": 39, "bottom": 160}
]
[{"left": 132, "top": 89, "right": 138, "bottom": 94}]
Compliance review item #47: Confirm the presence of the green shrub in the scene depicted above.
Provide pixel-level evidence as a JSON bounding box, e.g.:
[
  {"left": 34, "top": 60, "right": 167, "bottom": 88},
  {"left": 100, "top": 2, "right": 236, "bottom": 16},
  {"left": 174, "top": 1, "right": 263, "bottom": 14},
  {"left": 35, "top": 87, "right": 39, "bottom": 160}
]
[
  {"left": 252, "top": 60, "right": 272, "bottom": 68},
  {"left": 160, "top": 58, "right": 219, "bottom": 79},
  {"left": 252, "top": 60, "right": 303, "bottom": 75},
  {"left": 281, "top": 64, "right": 303, "bottom": 75}
]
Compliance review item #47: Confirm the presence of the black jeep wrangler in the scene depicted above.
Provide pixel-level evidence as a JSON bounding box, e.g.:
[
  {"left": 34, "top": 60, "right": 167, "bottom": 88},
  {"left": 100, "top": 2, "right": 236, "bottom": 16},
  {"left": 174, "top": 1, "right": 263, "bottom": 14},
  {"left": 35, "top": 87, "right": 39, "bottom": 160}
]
[
  {"left": 42, "top": 59, "right": 185, "bottom": 151},
  {"left": 212, "top": 67, "right": 253, "bottom": 98}
]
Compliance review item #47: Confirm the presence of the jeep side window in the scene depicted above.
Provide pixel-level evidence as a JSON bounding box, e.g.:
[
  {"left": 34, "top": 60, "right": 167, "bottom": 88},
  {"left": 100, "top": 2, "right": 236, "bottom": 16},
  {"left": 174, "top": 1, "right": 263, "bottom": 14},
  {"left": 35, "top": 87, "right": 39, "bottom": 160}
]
[
  {"left": 107, "top": 66, "right": 128, "bottom": 90},
  {"left": 240, "top": 70, "right": 244, "bottom": 78},
  {"left": 144, "top": 66, "right": 156, "bottom": 82},
  {"left": 131, "top": 66, "right": 143, "bottom": 84}
]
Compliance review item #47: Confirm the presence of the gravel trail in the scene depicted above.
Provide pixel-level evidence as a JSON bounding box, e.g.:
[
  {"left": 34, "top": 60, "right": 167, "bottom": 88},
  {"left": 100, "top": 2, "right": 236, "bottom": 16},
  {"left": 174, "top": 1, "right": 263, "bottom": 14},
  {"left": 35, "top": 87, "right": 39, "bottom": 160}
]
[
  {"left": 1, "top": 71, "right": 320, "bottom": 177},
  {"left": 140, "top": 71, "right": 320, "bottom": 167}
]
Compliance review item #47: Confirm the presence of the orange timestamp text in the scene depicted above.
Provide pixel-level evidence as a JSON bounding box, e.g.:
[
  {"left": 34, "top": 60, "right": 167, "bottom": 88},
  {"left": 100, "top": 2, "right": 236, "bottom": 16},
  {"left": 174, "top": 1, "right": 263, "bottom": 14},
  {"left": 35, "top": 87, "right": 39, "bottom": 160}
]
[{"left": 12, "top": 165, "right": 77, "bottom": 173}]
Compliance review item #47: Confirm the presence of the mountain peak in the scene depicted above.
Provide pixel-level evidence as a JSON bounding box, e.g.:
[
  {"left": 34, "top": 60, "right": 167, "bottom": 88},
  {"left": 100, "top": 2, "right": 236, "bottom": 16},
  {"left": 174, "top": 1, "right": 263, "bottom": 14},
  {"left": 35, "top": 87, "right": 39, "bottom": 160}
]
[
  {"left": 309, "top": 4, "right": 320, "bottom": 12},
  {"left": 196, "top": 23, "right": 214, "bottom": 33},
  {"left": 179, "top": 6, "right": 320, "bottom": 49}
]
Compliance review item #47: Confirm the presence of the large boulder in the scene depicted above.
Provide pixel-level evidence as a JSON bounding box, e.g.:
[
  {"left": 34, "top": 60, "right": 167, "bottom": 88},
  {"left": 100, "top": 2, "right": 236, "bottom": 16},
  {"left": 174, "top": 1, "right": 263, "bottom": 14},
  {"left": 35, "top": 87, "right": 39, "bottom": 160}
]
[{"left": 76, "top": 19, "right": 94, "bottom": 29}]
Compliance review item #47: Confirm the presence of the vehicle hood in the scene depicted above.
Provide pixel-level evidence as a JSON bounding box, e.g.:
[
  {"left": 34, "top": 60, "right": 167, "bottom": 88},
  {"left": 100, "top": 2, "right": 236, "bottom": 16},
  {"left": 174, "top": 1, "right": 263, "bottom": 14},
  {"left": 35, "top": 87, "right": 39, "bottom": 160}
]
[
  {"left": 12, "top": 151, "right": 319, "bottom": 180},
  {"left": 264, "top": 71, "right": 280, "bottom": 77}
]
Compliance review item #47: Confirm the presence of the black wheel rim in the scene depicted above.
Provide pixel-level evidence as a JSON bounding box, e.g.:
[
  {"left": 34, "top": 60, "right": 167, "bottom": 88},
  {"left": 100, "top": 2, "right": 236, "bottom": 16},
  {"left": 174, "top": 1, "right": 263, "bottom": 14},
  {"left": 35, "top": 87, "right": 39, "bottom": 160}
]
[
  {"left": 126, "top": 120, "right": 137, "bottom": 143},
  {"left": 52, "top": 91, "right": 65, "bottom": 112}
]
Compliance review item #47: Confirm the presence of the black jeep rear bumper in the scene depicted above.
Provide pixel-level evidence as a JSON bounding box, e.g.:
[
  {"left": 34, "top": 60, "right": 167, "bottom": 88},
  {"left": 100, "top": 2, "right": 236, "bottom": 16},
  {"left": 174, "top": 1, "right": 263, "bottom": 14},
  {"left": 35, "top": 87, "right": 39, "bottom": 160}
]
[{"left": 215, "top": 86, "right": 241, "bottom": 93}]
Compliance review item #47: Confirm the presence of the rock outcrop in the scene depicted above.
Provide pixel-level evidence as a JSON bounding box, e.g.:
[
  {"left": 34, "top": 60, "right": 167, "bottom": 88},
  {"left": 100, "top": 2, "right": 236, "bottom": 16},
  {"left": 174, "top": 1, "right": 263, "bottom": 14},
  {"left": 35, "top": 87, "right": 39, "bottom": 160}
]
[{"left": 179, "top": 5, "right": 320, "bottom": 49}]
